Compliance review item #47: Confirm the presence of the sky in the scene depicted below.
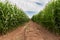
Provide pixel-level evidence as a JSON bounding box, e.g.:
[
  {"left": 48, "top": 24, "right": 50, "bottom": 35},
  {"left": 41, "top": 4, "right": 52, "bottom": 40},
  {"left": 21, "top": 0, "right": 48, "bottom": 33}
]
[{"left": 1, "top": 0, "right": 51, "bottom": 18}]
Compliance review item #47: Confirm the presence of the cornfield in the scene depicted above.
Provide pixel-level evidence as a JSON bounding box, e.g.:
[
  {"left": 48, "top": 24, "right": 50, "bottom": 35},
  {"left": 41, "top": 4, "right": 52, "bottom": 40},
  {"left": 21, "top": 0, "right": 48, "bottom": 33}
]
[
  {"left": 32, "top": 0, "right": 60, "bottom": 35},
  {"left": 0, "top": 1, "right": 29, "bottom": 34}
]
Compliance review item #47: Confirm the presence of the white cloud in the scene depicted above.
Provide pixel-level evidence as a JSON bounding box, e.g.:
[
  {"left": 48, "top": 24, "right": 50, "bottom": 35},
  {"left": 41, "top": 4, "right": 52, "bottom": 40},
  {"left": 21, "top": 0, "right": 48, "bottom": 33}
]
[
  {"left": 9, "top": 0, "right": 50, "bottom": 11},
  {"left": 1, "top": 0, "right": 50, "bottom": 18}
]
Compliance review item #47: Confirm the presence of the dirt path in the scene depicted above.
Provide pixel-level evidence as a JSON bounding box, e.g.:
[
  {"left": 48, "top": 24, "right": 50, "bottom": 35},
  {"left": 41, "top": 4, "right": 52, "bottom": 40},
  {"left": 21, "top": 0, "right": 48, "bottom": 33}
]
[{"left": 0, "top": 21, "right": 60, "bottom": 40}]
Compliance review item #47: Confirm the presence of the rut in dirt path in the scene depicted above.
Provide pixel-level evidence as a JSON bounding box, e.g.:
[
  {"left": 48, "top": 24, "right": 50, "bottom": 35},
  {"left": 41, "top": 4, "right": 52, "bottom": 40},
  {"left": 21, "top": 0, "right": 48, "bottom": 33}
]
[{"left": 0, "top": 21, "right": 60, "bottom": 40}]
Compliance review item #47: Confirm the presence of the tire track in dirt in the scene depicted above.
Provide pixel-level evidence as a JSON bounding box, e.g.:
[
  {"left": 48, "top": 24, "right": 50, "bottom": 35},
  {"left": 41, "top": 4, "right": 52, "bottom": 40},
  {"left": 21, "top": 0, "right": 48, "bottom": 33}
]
[
  {"left": 0, "top": 21, "right": 60, "bottom": 40},
  {"left": 0, "top": 22, "right": 29, "bottom": 40},
  {"left": 24, "top": 21, "right": 60, "bottom": 40}
]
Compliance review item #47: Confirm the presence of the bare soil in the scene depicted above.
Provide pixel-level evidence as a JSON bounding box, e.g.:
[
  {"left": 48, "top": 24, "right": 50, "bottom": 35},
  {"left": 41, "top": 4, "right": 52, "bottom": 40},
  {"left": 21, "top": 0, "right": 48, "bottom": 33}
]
[{"left": 0, "top": 21, "right": 60, "bottom": 40}]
